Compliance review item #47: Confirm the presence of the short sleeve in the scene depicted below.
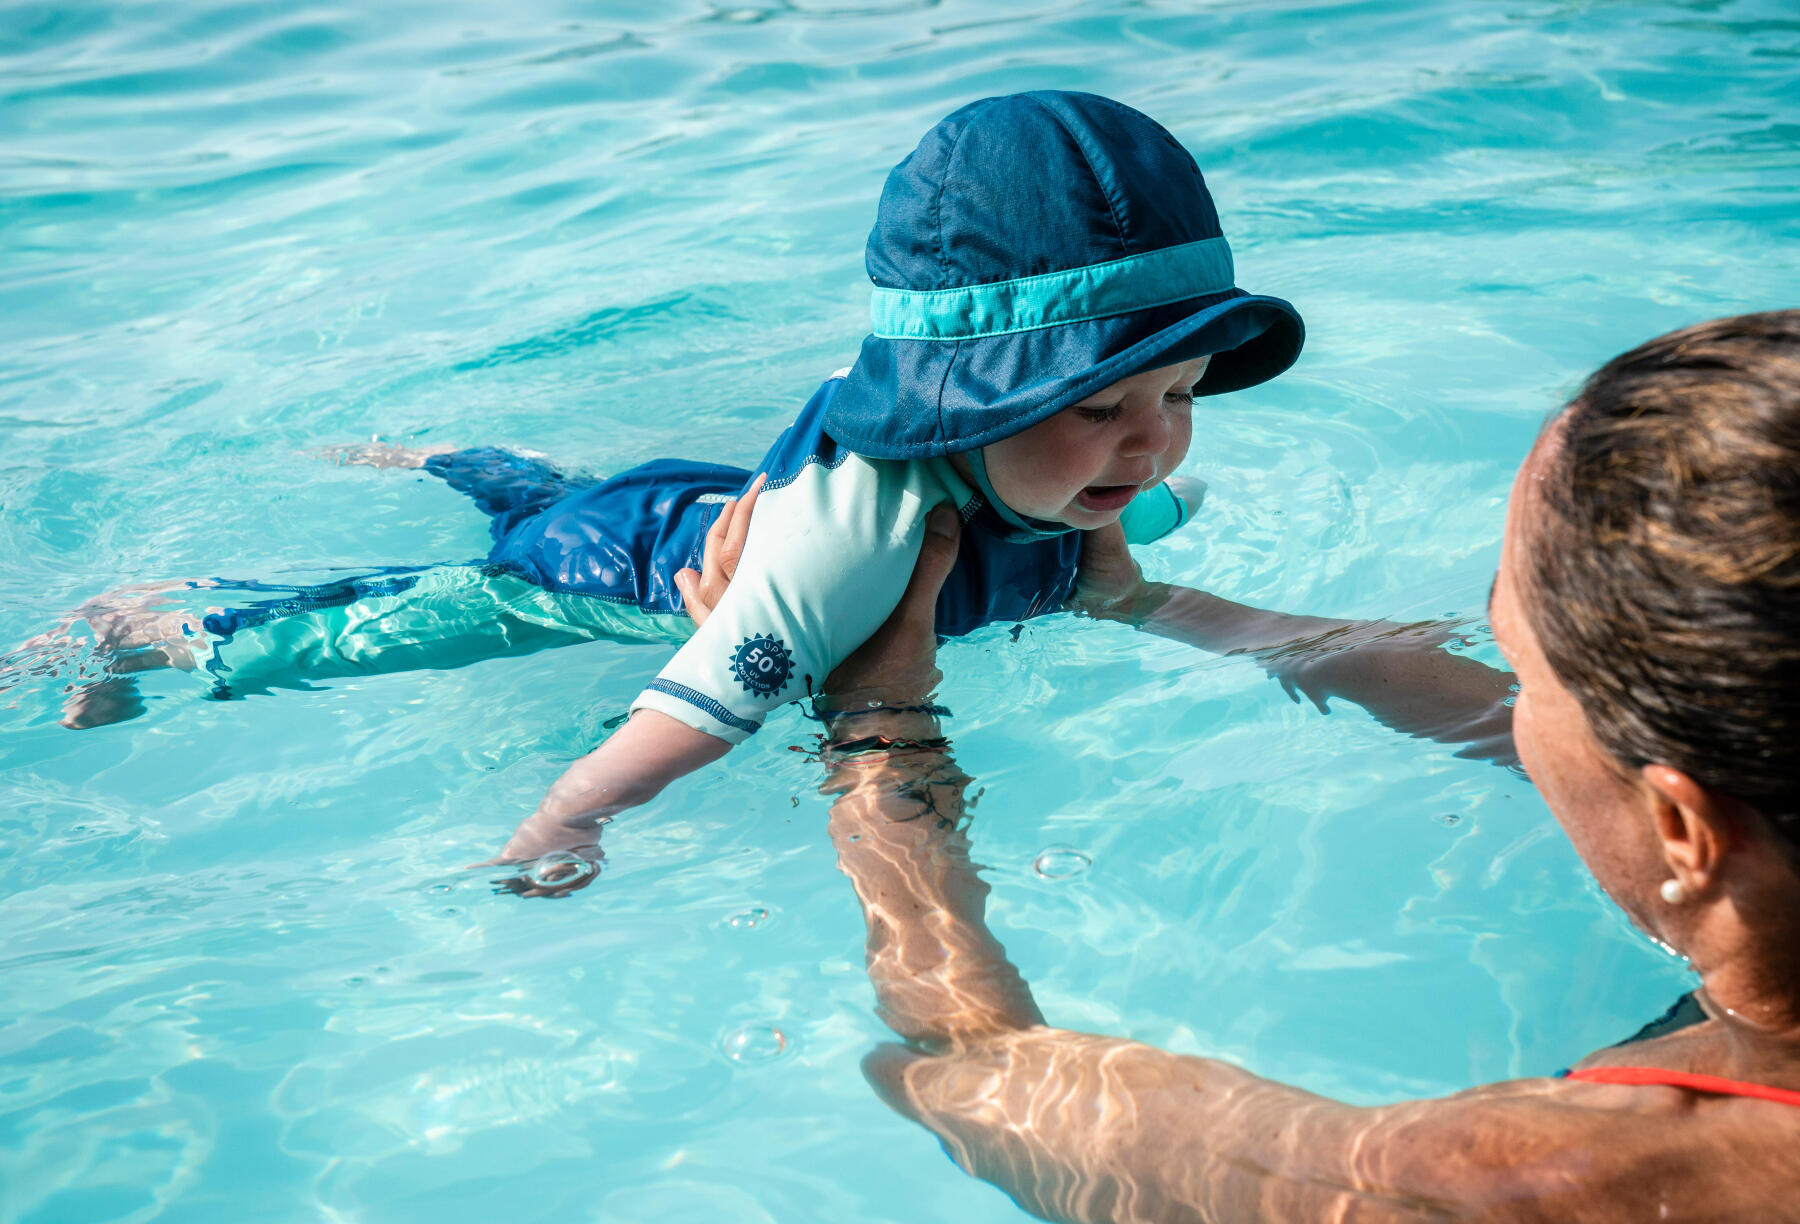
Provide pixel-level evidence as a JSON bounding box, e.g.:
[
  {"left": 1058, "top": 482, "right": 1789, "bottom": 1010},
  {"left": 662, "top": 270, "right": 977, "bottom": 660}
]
[
  {"left": 629, "top": 454, "right": 940, "bottom": 743},
  {"left": 1118, "top": 480, "right": 1193, "bottom": 545}
]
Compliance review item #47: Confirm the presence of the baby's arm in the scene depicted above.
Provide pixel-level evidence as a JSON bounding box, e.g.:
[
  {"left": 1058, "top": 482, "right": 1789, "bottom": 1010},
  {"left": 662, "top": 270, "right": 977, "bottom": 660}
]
[
  {"left": 488, "top": 485, "right": 766, "bottom": 891},
  {"left": 489, "top": 458, "right": 927, "bottom": 894},
  {"left": 496, "top": 708, "right": 732, "bottom": 862}
]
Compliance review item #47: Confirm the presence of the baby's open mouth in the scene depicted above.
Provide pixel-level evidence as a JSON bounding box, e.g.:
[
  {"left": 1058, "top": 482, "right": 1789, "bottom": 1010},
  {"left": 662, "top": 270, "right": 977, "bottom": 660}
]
[{"left": 1075, "top": 483, "right": 1141, "bottom": 512}]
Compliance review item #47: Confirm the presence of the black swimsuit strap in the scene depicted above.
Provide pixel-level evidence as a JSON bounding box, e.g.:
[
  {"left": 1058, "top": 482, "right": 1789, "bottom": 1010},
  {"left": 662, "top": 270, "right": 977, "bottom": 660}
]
[{"left": 1613, "top": 991, "right": 1708, "bottom": 1049}]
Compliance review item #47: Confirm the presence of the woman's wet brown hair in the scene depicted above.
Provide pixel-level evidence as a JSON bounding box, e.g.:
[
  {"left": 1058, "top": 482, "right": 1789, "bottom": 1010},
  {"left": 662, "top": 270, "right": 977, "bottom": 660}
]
[{"left": 1523, "top": 310, "right": 1800, "bottom": 854}]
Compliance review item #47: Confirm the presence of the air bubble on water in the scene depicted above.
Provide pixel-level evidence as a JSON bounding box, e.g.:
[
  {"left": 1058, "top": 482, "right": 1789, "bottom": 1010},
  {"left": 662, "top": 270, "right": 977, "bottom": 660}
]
[
  {"left": 1033, "top": 845, "right": 1091, "bottom": 880},
  {"left": 728, "top": 907, "right": 770, "bottom": 930},
  {"left": 1437, "top": 812, "right": 1464, "bottom": 827},
  {"left": 345, "top": 976, "right": 368, "bottom": 987},
  {"left": 428, "top": 883, "right": 453, "bottom": 895},
  {"left": 722, "top": 1024, "right": 788, "bottom": 1063},
  {"left": 527, "top": 851, "right": 597, "bottom": 888}
]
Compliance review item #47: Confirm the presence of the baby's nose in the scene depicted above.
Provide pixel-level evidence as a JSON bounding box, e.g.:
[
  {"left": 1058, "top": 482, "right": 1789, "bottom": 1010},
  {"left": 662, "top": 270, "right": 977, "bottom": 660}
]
[{"left": 1121, "top": 406, "right": 1172, "bottom": 457}]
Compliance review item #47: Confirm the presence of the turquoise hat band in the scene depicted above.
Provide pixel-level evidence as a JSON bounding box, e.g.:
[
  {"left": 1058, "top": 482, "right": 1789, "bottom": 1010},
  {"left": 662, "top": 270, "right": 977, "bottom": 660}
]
[{"left": 869, "top": 236, "right": 1235, "bottom": 342}]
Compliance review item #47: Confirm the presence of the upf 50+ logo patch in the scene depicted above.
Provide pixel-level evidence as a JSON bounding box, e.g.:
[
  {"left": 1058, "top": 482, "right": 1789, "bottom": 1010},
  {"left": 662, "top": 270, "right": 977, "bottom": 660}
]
[{"left": 730, "top": 633, "right": 794, "bottom": 697}]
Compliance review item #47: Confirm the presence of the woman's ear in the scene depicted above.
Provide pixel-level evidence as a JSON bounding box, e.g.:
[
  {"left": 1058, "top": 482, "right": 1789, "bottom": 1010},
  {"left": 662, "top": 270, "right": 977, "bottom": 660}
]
[{"left": 1642, "top": 764, "right": 1737, "bottom": 897}]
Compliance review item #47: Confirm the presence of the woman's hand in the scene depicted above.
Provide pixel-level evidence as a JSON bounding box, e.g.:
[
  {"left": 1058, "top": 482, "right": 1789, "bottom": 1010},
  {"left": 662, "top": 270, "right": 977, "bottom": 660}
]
[
  {"left": 821, "top": 504, "right": 960, "bottom": 704},
  {"left": 673, "top": 474, "right": 764, "bottom": 627},
  {"left": 680, "top": 495, "right": 963, "bottom": 708}
]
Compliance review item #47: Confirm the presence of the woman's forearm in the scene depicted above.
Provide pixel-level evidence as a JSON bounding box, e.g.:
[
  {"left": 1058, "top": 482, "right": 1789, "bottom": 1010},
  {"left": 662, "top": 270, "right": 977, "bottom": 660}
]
[
  {"left": 1130, "top": 582, "right": 1396, "bottom": 657},
  {"left": 1120, "top": 585, "right": 1518, "bottom": 765},
  {"left": 820, "top": 720, "right": 1399, "bottom": 1222},
  {"left": 815, "top": 715, "right": 1508, "bottom": 1224},
  {"left": 822, "top": 716, "right": 1044, "bottom": 1049},
  {"left": 874, "top": 1029, "right": 1396, "bottom": 1224}
]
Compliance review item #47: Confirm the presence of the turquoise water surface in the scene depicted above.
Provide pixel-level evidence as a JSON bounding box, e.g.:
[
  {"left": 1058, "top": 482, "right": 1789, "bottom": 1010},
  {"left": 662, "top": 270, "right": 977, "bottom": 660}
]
[{"left": 4, "top": 1, "right": 1799, "bottom": 1220}]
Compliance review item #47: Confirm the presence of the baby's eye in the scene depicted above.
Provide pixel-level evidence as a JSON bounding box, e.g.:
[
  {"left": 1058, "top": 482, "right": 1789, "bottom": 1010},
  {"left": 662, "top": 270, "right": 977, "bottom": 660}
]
[
  {"left": 1076, "top": 403, "right": 1123, "bottom": 423},
  {"left": 1164, "top": 390, "right": 1196, "bottom": 406}
]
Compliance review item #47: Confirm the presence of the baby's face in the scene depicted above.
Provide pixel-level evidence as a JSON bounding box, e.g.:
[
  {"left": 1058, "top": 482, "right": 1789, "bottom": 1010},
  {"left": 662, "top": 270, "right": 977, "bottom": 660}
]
[{"left": 974, "top": 357, "right": 1206, "bottom": 529}]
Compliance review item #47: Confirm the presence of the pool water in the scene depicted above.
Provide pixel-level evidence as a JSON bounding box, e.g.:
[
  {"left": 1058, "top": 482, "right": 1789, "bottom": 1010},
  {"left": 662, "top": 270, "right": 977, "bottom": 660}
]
[{"left": 3, "top": 1, "right": 1797, "bottom": 1220}]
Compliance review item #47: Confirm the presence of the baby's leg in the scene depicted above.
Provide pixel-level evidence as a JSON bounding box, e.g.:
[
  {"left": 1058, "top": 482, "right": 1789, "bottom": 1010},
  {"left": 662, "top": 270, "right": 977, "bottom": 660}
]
[
  {"left": 315, "top": 441, "right": 453, "bottom": 469},
  {"left": 317, "top": 441, "right": 584, "bottom": 541},
  {"left": 197, "top": 565, "right": 691, "bottom": 699},
  {"left": 12, "top": 569, "right": 545, "bottom": 725},
  {"left": 58, "top": 677, "right": 147, "bottom": 729},
  {"left": 8, "top": 581, "right": 215, "bottom": 728}
]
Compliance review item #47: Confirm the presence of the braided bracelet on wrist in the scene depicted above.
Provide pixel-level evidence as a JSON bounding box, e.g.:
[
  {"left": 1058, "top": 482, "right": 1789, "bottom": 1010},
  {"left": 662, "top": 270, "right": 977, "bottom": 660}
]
[
  {"left": 807, "top": 700, "right": 953, "bottom": 723},
  {"left": 822, "top": 733, "right": 952, "bottom": 760}
]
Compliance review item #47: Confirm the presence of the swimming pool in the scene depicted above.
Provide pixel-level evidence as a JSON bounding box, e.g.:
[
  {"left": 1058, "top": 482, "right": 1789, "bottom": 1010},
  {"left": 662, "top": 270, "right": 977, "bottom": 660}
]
[{"left": 3, "top": 0, "right": 1797, "bottom": 1219}]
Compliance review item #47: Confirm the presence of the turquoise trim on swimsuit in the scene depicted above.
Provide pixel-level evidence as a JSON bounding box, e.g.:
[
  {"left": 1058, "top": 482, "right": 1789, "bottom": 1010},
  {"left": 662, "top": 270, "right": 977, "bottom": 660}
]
[
  {"left": 870, "top": 237, "right": 1235, "bottom": 341},
  {"left": 1159, "top": 481, "right": 1187, "bottom": 533}
]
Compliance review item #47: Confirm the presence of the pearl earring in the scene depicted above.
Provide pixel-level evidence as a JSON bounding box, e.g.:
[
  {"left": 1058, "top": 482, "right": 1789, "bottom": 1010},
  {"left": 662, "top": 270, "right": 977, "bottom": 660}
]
[{"left": 1660, "top": 878, "right": 1688, "bottom": 905}]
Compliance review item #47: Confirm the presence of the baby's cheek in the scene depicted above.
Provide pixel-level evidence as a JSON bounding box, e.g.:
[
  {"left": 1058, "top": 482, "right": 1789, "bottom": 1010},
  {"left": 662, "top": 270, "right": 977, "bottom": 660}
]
[{"left": 1165, "top": 415, "right": 1194, "bottom": 470}]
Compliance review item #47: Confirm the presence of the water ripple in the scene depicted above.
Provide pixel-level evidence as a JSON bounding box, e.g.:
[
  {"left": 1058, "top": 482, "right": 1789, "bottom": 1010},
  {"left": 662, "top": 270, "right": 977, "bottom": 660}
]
[{"left": 2, "top": 0, "right": 1789, "bottom": 1220}]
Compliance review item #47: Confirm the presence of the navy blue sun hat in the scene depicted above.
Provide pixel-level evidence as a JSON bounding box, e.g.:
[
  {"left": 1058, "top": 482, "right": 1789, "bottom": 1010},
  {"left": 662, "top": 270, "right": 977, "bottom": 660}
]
[{"left": 827, "top": 91, "right": 1304, "bottom": 460}]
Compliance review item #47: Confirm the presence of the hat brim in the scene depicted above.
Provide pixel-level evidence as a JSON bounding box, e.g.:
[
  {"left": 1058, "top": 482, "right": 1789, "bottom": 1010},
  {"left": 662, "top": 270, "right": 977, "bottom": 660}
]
[{"left": 827, "top": 289, "right": 1304, "bottom": 459}]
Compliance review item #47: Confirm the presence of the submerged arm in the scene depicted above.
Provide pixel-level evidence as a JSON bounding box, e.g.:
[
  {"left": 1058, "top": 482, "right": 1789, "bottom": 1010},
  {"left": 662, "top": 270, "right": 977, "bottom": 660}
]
[
  {"left": 496, "top": 709, "right": 731, "bottom": 868},
  {"left": 1070, "top": 522, "right": 1517, "bottom": 765},
  {"left": 820, "top": 720, "right": 1385, "bottom": 1222},
  {"left": 823, "top": 719, "right": 1044, "bottom": 1049}
]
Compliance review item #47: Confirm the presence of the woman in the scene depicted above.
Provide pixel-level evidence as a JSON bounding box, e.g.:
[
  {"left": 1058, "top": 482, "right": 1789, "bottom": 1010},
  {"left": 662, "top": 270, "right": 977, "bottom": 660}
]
[{"left": 688, "top": 312, "right": 1800, "bottom": 1220}]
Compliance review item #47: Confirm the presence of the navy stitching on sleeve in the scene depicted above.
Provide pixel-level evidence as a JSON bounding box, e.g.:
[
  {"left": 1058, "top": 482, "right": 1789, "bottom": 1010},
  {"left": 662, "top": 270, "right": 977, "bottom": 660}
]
[{"left": 643, "top": 679, "right": 763, "bottom": 736}]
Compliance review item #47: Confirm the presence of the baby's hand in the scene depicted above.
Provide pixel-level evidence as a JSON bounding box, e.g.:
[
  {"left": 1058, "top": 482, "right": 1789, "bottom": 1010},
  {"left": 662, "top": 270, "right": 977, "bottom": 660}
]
[
  {"left": 1066, "top": 521, "right": 1160, "bottom": 621},
  {"left": 475, "top": 826, "right": 605, "bottom": 899},
  {"left": 483, "top": 848, "right": 604, "bottom": 899}
]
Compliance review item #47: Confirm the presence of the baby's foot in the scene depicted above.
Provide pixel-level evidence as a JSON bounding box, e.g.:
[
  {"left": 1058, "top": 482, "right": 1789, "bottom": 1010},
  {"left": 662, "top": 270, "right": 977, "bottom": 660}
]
[
  {"left": 73, "top": 584, "right": 205, "bottom": 667},
  {"left": 59, "top": 676, "right": 147, "bottom": 729},
  {"left": 0, "top": 620, "right": 87, "bottom": 697},
  {"left": 315, "top": 440, "right": 453, "bottom": 469},
  {"left": 3, "top": 584, "right": 203, "bottom": 723},
  {"left": 5, "top": 584, "right": 202, "bottom": 685}
]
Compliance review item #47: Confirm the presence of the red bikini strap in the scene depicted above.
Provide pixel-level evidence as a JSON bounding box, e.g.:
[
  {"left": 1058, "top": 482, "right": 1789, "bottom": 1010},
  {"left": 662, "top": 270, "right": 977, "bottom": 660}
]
[{"left": 1566, "top": 1066, "right": 1800, "bottom": 1108}]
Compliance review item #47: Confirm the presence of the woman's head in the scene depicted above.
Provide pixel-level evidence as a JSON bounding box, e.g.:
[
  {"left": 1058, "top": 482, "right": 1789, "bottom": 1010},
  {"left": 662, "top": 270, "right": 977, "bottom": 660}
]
[{"left": 1493, "top": 311, "right": 1800, "bottom": 946}]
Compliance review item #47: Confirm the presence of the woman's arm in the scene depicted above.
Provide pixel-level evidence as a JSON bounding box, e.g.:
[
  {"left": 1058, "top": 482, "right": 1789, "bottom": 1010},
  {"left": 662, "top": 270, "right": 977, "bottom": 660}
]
[
  {"left": 823, "top": 724, "right": 1044, "bottom": 1049},
  {"left": 1070, "top": 522, "right": 1518, "bottom": 766},
  {"left": 861, "top": 1014, "right": 1761, "bottom": 1224},
  {"left": 686, "top": 499, "right": 1788, "bottom": 1224},
  {"left": 811, "top": 559, "right": 1752, "bottom": 1224}
]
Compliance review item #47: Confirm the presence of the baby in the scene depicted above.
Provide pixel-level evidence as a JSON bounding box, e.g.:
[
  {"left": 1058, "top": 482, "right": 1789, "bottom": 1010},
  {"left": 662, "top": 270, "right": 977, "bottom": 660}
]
[{"left": 38, "top": 91, "right": 1303, "bottom": 888}]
